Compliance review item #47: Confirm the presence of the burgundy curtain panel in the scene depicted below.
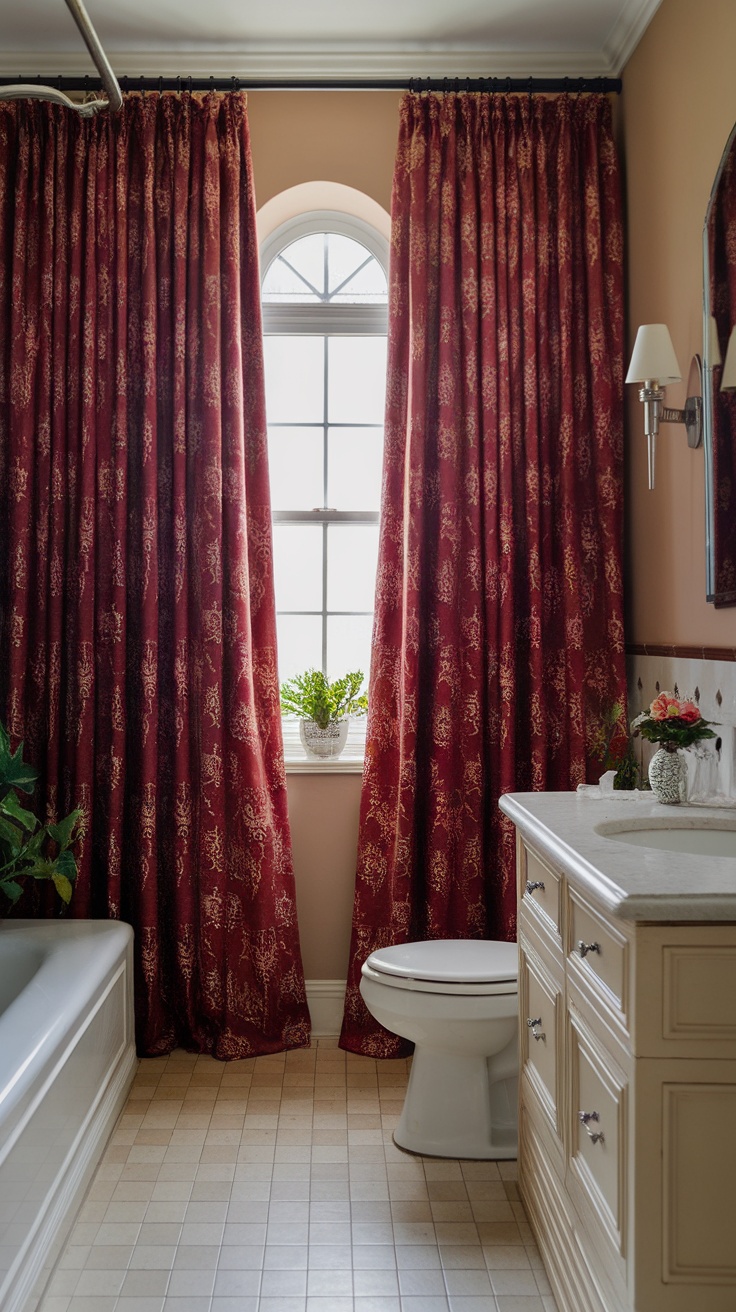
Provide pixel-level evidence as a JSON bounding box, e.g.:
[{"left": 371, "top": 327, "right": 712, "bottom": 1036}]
[
  {"left": 0, "top": 92, "right": 310, "bottom": 1058},
  {"left": 340, "top": 92, "right": 626, "bottom": 1056}
]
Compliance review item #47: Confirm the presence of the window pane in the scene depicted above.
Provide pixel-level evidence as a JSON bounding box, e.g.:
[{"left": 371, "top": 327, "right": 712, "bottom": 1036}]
[
  {"left": 273, "top": 524, "right": 323, "bottom": 611},
  {"left": 328, "top": 337, "right": 387, "bottom": 425},
  {"left": 262, "top": 234, "right": 325, "bottom": 302},
  {"left": 264, "top": 336, "right": 324, "bottom": 423},
  {"left": 327, "top": 616, "right": 374, "bottom": 688},
  {"left": 327, "top": 233, "right": 387, "bottom": 303},
  {"left": 268, "top": 427, "right": 324, "bottom": 511},
  {"left": 277, "top": 614, "right": 323, "bottom": 684},
  {"left": 327, "top": 523, "right": 379, "bottom": 612},
  {"left": 328, "top": 426, "right": 383, "bottom": 511}
]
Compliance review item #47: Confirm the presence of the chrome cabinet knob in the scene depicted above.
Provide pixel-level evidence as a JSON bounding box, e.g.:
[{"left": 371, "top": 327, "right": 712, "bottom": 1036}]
[
  {"left": 526, "top": 880, "right": 545, "bottom": 895},
  {"left": 577, "top": 940, "right": 600, "bottom": 958},
  {"left": 526, "top": 1017, "right": 545, "bottom": 1041}
]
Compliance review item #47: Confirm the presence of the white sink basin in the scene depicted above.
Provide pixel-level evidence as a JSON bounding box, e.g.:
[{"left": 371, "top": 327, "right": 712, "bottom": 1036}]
[{"left": 595, "top": 822, "right": 736, "bottom": 858}]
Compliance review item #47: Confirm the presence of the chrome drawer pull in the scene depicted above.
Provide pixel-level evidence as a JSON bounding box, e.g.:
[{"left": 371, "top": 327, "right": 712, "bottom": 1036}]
[
  {"left": 579, "top": 1111, "right": 604, "bottom": 1144},
  {"left": 526, "top": 880, "right": 545, "bottom": 895},
  {"left": 526, "top": 1017, "right": 545, "bottom": 1041},
  {"left": 577, "top": 940, "right": 600, "bottom": 958}
]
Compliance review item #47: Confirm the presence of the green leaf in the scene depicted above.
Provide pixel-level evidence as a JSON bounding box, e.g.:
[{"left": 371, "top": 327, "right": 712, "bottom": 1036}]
[
  {"left": 0, "top": 731, "right": 38, "bottom": 795},
  {"left": 0, "top": 815, "right": 23, "bottom": 854},
  {"left": 0, "top": 791, "right": 39, "bottom": 833},
  {"left": 52, "top": 873, "right": 73, "bottom": 904},
  {"left": 54, "top": 849, "right": 78, "bottom": 881},
  {"left": 0, "top": 877, "right": 24, "bottom": 904},
  {"left": 48, "top": 808, "right": 82, "bottom": 850}
]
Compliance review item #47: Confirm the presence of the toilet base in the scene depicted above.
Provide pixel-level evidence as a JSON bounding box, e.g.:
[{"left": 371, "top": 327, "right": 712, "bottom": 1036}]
[{"left": 392, "top": 1046, "right": 518, "bottom": 1160}]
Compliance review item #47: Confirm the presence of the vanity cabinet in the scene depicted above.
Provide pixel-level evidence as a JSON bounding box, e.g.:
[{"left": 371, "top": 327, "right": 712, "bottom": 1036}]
[{"left": 515, "top": 834, "right": 736, "bottom": 1312}]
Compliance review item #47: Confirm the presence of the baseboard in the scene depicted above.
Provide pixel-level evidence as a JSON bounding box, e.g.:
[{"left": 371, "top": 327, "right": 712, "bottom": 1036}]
[{"left": 306, "top": 979, "right": 346, "bottom": 1036}]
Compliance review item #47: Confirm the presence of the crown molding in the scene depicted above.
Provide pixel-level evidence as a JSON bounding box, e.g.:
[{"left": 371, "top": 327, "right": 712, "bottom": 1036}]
[
  {"left": 0, "top": 44, "right": 622, "bottom": 82},
  {"left": 604, "top": 0, "right": 663, "bottom": 74}
]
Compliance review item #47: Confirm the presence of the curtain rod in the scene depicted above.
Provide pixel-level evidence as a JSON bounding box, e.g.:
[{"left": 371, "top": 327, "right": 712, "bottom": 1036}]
[{"left": 0, "top": 74, "right": 622, "bottom": 96}]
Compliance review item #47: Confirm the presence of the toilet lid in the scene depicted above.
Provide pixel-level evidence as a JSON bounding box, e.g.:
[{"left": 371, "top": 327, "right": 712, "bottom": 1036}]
[{"left": 364, "top": 939, "right": 517, "bottom": 986}]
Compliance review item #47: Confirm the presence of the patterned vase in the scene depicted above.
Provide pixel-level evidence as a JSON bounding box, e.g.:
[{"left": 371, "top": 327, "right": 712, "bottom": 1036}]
[
  {"left": 648, "top": 746, "right": 686, "bottom": 804},
  {"left": 299, "top": 718, "right": 349, "bottom": 760}
]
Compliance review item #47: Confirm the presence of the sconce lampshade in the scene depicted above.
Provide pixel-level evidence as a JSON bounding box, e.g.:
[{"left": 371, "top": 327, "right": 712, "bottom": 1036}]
[
  {"left": 625, "top": 323, "right": 682, "bottom": 384},
  {"left": 721, "top": 325, "right": 736, "bottom": 390},
  {"left": 708, "top": 315, "right": 723, "bottom": 369}
]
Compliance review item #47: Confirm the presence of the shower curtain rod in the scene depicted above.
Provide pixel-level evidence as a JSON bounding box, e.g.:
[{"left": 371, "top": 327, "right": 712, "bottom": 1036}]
[
  {"left": 0, "top": 0, "right": 122, "bottom": 115},
  {"left": 0, "top": 74, "right": 622, "bottom": 96}
]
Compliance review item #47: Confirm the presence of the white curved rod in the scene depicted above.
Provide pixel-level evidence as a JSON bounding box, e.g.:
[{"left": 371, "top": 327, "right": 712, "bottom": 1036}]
[
  {"left": 64, "top": 0, "right": 123, "bottom": 113},
  {"left": 0, "top": 84, "right": 111, "bottom": 117},
  {"left": 0, "top": 0, "right": 122, "bottom": 117}
]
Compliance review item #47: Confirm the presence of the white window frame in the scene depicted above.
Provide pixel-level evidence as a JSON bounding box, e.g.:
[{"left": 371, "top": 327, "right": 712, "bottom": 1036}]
[{"left": 261, "top": 211, "right": 389, "bottom": 771}]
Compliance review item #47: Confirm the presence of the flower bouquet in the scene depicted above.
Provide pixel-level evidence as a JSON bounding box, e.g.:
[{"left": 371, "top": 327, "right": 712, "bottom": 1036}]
[{"left": 631, "top": 693, "right": 717, "bottom": 804}]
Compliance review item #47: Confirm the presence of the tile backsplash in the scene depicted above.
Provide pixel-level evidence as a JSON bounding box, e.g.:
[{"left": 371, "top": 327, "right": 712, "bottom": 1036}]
[{"left": 626, "top": 650, "right": 736, "bottom": 804}]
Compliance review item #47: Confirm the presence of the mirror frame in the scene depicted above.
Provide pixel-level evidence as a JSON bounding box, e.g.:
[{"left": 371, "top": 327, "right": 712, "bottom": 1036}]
[{"left": 702, "top": 120, "right": 736, "bottom": 607}]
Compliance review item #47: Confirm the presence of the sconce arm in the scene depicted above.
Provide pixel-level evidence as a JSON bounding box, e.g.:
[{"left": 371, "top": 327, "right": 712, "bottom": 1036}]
[{"left": 660, "top": 398, "right": 703, "bottom": 449}]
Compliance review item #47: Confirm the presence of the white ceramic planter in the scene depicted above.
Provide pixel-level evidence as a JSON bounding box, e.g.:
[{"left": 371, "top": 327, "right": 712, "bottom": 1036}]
[{"left": 299, "top": 718, "right": 349, "bottom": 760}]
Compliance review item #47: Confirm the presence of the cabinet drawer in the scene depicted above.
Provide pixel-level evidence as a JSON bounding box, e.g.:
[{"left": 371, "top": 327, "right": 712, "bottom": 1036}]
[
  {"left": 567, "top": 886, "right": 629, "bottom": 1031},
  {"left": 567, "top": 1007, "right": 628, "bottom": 1259},
  {"left": 519, "top": 939, "right": 563, "bottom": 1140},
  {"left": 519, "top": 842, "right": 562, "bottom": 942}
]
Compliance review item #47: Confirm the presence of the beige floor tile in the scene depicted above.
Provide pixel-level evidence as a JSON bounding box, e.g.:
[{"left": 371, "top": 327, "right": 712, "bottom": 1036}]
[{"left": 37, "top": 1046, "right": 559, "bottom": 1312}]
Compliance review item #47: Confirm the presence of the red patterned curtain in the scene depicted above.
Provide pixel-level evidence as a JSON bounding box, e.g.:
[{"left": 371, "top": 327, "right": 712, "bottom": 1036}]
[
  {"left": 0, "top": 92, "right": 310, "bottom": 1058},
  {"left": 340, "top": 92, "right": 626, "bottom": 1056}
]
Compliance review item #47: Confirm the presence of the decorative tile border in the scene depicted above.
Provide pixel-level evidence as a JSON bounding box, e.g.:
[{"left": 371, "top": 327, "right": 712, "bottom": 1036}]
[{"left": 627, "top": 643, "right": 736, "bottom": 663}]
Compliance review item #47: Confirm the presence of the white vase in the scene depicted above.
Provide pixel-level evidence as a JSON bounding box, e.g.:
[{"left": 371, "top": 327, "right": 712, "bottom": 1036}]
[
  {"left": 299, "top": 718, "right": 349, "bottom": 760},
  {"left": 648, "top": 746, "right": 687, "bottom": 804}
]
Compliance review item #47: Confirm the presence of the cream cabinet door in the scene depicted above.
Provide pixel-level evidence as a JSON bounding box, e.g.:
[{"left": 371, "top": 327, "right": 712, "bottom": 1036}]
[
  {"left": 635, "top": 1058, "right": 736, "bottom": 1312},
  {"left": 519, "top": 938, "right": 564, "bottom": 1143}
]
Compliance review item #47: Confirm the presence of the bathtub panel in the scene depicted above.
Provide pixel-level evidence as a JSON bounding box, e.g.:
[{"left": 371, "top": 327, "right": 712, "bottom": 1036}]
[{"left": 0, "top": 921, "right": 136, "bottom": 1312}]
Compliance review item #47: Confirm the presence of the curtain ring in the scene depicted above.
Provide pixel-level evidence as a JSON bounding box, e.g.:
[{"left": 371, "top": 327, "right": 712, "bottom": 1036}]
[
  {"left": 176, "top": 75, "right": 181, "bottom": 94},
  {"left": 158, "top": 76, "right": 163, "bottom": 95},
  {"left": 187, "top": 75, "right": 192, "bottom": 93},
  {"left": 122, "top": 75, "right": 129, "bottom": 94}
]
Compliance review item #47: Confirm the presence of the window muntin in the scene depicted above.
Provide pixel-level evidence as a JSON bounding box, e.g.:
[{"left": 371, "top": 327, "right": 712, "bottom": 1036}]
[
  {"left": 261, "top": 215, "right": 388, "bottom": 740},
  {"left": 262, "top": 232, "right": 388, "bottom": 305}
]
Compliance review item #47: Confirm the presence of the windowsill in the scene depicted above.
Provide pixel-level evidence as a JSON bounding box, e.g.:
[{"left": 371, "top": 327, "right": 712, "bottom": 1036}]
[{"left": 285, "top": 756, "right": 364, "bottom": 775}]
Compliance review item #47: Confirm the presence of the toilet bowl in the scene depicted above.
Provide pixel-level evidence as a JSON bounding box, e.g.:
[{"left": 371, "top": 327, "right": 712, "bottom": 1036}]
[{"left": 360, "top": 939, "right": 519, "bottom": 1160}]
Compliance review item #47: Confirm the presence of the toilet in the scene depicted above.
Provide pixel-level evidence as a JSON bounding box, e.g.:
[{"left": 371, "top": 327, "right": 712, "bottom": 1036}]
[{"left": 360, "top": 939, "right": 519, "bottom": 1159}]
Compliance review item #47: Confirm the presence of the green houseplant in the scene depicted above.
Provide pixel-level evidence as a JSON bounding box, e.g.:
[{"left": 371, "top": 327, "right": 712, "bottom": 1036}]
[
  {"left": 0, "top": 722, "right": 82, "bottom": 908},
  {"left": 280, "top": 669, "right": 368, "bottom": 760}
]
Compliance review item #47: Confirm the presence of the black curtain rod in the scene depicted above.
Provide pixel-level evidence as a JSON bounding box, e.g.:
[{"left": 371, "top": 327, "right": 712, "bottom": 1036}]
[{"left": 0, "top": 74, "right": 622, "bottom": 95}]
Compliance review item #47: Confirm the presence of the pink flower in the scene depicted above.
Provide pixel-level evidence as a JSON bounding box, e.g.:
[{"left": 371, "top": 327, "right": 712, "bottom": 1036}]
[
  {"left": 678, "top": 700, "right": 701, "bottom": 724},
  {"left": 649, "top": 693, "right": 681, "bottom": 721}
]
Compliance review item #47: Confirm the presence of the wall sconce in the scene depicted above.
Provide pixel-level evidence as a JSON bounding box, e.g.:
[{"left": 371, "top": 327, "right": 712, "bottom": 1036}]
[{"left": 625, "top": 324, "right": 702, "bottom": 490}]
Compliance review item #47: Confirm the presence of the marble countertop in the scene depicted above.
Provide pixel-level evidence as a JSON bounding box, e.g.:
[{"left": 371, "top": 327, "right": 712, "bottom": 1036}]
[{"left": 498, "top": 791, "right": 736, "bottom": 922}]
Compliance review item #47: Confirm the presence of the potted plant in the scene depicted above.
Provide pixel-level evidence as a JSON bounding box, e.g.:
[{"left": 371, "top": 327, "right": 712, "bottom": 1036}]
[
  {"left": 279, "top": 669, "right": 368, "bottom": 760},
  {"left": 630, "top": 692, "right": 717, "bottom": 804},
  {"left": 0, "top": 722, "right": 82, "bottom": 908}
]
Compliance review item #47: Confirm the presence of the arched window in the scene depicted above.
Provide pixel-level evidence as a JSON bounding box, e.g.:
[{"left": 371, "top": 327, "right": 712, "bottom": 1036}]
[{"left": 261, "top": 211, "right": 388, "bottom": 762}]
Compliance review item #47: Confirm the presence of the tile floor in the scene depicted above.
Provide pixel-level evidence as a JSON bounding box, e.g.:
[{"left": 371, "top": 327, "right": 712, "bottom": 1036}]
[{"left": 38, "top": 1040, "right": 558, "bottom": 1312}]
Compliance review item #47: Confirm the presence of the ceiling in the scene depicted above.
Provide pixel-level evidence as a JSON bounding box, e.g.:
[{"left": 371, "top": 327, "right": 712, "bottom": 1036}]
[{"left": 0, "top": 0, "right": 662, "bottom": 80}]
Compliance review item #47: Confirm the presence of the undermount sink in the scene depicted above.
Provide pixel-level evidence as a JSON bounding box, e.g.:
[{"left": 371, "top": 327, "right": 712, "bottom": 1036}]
[{"left": 595, "top": 820, "right": 736, "bottom": 858}]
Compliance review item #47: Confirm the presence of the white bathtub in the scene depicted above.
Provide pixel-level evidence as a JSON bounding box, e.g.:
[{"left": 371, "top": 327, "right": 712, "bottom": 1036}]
[{"left": 0, "top": 920, "right": 136, "bottom": 1312}]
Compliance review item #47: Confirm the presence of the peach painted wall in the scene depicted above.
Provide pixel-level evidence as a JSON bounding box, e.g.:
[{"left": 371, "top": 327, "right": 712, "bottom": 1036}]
[
  {"left": 247, "top": 93, "right": 399, "bottom": 981},
  {"left": 622, "top": 0, "right": 736, "bottom": 644},
  {"left": 247, "top": 90, "right": 400, "bottom": 213}
]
